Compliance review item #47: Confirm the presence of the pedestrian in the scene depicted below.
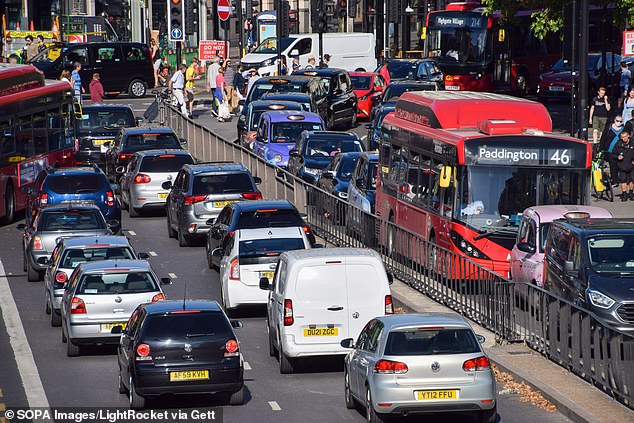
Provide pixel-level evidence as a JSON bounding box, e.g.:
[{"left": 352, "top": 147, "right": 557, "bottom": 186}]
[
  {"left": 613, "top": 130, "right": 634, "bottom": 201},
  {"left": 71, "top": 62, "right": 85, "bottom": 104},
  {"left": 321, "top": 54, "right": 331, "bottom": 68},
  {"left": 279, "top": 56, "right": 289, "bottom": 76},
  {"left": 223, "top": 59, "right": 237, "bottom": 113},
  {"left": 622, "top": 88, "right": 634, "bottom": 123},
  {"left": 305, "top": 55, "right": 316, "bottom": 69},
  {"left": 216, "top": 67, "right": 230, "bottom": 121},
  {"left": 24, "top": 35, "right": 39, "bottom": 62},
  {"left": 291, "top": 58, "right": 300, "bottom": 73},
  {"left": 379, "top": 59, "right": 390, "bottom": 85},
  {"left": 150, "top": 38, "right": 165, "bottom": 87},
  {"left": 206, "top": 56, "right": 221, "bottom": 116},
  {"left": 185, "top": 57, "right": 202, "bottom": 119},
  {"left": 619, "top": 62, "right": 631, "bottom": 109},
  {"left": 246, "top": 68, "right": 259, "bottom": 97},
  {"left": 89, "top": 73, "right": 105, "bottom": 103},
  {"left": 245, "top": 18, "right": 254, "bottom": 50},
  {"left": 169, "top": 63, "right": 189, "bottom": 116},
  {"left": 37, "top": 34, "right": 46, "bottom": 53},
  {"left": 233, "top": 64, "right": 247, "bottom": 98},
  {"left": 8, "top": 54, "right": 19, "bottom": 64},
  {"left": 600, "top": 115, "right": 625, "bottom": 184},
  {"left": 589, "top": 86, "right": 610, "bottom": 148}
]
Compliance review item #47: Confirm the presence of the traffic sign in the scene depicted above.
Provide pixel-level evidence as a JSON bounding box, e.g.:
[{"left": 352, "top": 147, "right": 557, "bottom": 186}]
[
  {"left": 171, "top": 27, "right": 183, "bottom": 40},
  {"left": 199, "top": 40, "right": 229, "bottom": 60},
  {"left": 218, "top": 0, "right": 231, "bottom": 21}
]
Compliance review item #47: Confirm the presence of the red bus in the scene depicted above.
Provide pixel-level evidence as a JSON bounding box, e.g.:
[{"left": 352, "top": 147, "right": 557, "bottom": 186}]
[
  {"left": 0, "top": 64, "right": 76, "bottom": 223},
  {"left": 424, "top": 2, "right": 560, "bottom": 95},
  {"left": 376, "top": 91, "right": 591, "bottom": 277}
]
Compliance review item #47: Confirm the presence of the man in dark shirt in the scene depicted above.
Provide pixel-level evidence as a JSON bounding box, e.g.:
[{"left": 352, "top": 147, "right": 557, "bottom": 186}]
[
  {"left": 613, "top": 130, "right": 634, "bottom": 201},
  {"left": 589, "top": 86, "right": 610, "bottom": 147}
]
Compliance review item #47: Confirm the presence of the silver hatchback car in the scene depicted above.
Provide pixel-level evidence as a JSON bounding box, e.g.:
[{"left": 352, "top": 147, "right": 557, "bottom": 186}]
[
  {"left": 119, "top": 149, "right": 195, "bottom": 217},
  {"left": 61, "top": 259, "right": 171, "bottom": 357},
  {"left": 44, "top": 236, "right": 149, "bottom": 327},
  {"left": 342, "top": 313, "right": 496, "bottom": 423}
]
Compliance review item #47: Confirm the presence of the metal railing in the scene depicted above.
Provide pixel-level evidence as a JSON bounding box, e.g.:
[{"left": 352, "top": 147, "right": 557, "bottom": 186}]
[{"left": 163, "top": 106, "right": 634, "bottom": 410}]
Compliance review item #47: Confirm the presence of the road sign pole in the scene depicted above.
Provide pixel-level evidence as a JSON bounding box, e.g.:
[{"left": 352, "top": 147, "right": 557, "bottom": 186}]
[{"left": 176, "top": 41, "right": 182, "bottom": 68}]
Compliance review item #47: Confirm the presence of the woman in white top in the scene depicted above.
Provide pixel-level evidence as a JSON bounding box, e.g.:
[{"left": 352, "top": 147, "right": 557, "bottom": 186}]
[
  {"left": 622, "top": 88, "right": 634, "bottom": 122},
  {"left": 59, "top": 69, "right": 72, "bottom": 86}
]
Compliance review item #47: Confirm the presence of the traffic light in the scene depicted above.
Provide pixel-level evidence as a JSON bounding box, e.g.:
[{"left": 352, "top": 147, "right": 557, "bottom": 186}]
[
  {"left": 279, "top": 0, "right": 291, "bottom": 37},
  {"left": 388, "top": 0, "right": 399, "bottom": 23},
  {"left": 336, "top": 0, "right": 347, "bottom": 19},
  {"left": 185, "top": 0, "right": 198, "bottom": 36},
  {"left": 311, "top": 0, "right": 324, "bottom": 33},
  {"left": 348, "top": 0, "right": 357, "bottom": 19},
  {"left": 168, "top": 0, "right": 185, "bottom": 41}
]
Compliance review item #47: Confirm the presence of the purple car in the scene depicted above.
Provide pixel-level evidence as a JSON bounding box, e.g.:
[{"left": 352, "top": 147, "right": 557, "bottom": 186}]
[
  {"left": 511, "top": 205, "right": 613, "bottom": 286},
  {"left": 252, "top": 111, "right": 325, "bottom": 169}
]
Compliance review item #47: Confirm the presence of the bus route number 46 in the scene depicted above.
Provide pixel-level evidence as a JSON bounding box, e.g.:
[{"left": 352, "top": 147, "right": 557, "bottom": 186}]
[{"left": 550, "top": 149, "right": 570, "bottom": 165}]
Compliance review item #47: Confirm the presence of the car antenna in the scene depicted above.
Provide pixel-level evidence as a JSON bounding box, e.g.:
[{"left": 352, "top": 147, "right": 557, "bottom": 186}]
[{"left": 182, "top": 279, "right": 187, "bottom": 310}]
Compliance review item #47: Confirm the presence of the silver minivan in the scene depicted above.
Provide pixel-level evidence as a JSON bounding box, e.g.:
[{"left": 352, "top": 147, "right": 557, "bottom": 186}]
[{"left": 61, "top": 259, "right": 170, "bottom": 357}]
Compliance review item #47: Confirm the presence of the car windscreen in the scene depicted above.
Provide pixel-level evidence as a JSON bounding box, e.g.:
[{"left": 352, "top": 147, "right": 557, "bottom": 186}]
[
  {"left": 384, "top": 328, "right": 480, "bottom": 356},
  {"left": 338, "top": 158, "right": 357, "bottom": 180},
  {"left": 47, "top": 174, "right": 105, "bottom": 194},
  {"left": 270, "top": 122, "right": 324, "bottom": 143},
  {"left": 383, "top": 84, "right": 435, "bottom": 101},
  {"left": 192, "top": 173, "right": 254, "bottom": 195},
  {"left": 248, "top": 82, "right": 307, "bottom": 102},
  {"left": 40, "top": 210, "right": 107, "bottom": 231},
  {"left": 305, "top": 138, "right": 364, "bottom": 158},
  {"left": 143, "top": 311, "right": 232, "bottom": 338},
  {"left": 388, "top": 61, "right": 417, "bottom": 79},
  {"left": 239, "top": 237, "right": 305, "bottom": 257},
  {"left": 252, "top": 37, "right": 295, "bottom": 54},
  {"left": 587, "top": 235, "right": 634, "bottom": 273},
  {"left": 125, "top": 134, "right": 180, "bottom": 149},
  {"left": 31, "top": 45, "right": 62, "bottom": 63},
  {"left": 77, "top": 272, "right": 159, "bottom": 295},
  {"left": 139, "top": 155, "right": 194, "bottom": 172},
  {"left": 236, "top": 209, "right": 304, "bottom": 229},
  {"left": 61, "top": 247, "right": 135, "bottom": 268},
  {"left": 79, "top": 110, "right": 135, "bottom": 132},
  {"left": 351, "top": 75, "right": 372, "bottom": 90}
]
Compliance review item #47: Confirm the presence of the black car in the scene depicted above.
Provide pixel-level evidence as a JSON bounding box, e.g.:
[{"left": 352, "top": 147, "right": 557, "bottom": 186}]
[
  {"left": 115, "top": 300, "right": 244, "bottom": 409},
  {"left": 315, "top": 151, "right": 363, "bottom": 223},
  {"left": 294, "top": 68, "right": 358, "bottom": 129},
  {"left": 287, "top": 131, "right": 365, "bottom": 185},
  {"left": 75, "top": 105, "right": 138, "bottom": 166},
  {"left": 378, "top": 58, "right": 444, "bottom": 85},
  {"left": 206, "top": 200, "right": 315, "bottom": 269},
  {"left": 544, "top": 218, "right": 634, "bottom": 332},
  {"left": 370, "top": 81, "right": 438, "bottom": 121},
  {"left": 104, "top": 127, "right": 185, "bottom": 182},
  {"left": 237, "top": 100, "right": 304, "bottom": 148}
]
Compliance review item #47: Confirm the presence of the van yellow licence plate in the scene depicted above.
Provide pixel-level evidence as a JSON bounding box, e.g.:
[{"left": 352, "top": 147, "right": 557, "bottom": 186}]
[
  {"left": 157, "top": 192, "right": 168, "bottom": 199},
  {"left": 212, "top": 200, "right": 235, "bottom": 208},
  {"left": 416, "top": 390, "right": 459, "bottom": 400},
  {"left": 304, "top": 328, "right": 338, "bottom": 336},
  {"left": 169, "top": 370, "right": 209, "bottom": 381},
  {"left": 259, "top": 271, "right": 275, "bottom": 280},
  {"left": 93, "top": 139, "right": 112, "bottom": 146},
  {"left": 100, "top": 322, "right": 127, "bottom": 332}
]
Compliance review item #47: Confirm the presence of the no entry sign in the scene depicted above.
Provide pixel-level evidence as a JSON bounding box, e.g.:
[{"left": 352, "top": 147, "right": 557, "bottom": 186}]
[{"left": 218, "top": 0, "right": 231, "bottom": 21}]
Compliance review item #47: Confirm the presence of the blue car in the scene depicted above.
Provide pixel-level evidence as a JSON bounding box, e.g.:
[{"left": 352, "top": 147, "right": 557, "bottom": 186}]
[
  {"left": 288, "top": 131, "right": 365, "bottom": 185},
  {"left": 347, "top": 152, "right": 379, "bottom": 245},
  {"left": 26, "top": 166, "right": 121, "bottom": 233},
  {"left": 316, "top": 152, "right": 363, "bottom": 224},
  {"left": 366, "top": 105, "right": 394, "bottom": 150},
  {"left": 252, "top": 111, "right": 325, "bottom": 170}
]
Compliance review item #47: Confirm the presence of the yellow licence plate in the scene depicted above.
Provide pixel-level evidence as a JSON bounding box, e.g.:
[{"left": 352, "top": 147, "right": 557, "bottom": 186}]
[
  {"left": 416, "top": 390, "right": 459, "bottom": 401},
  {"left": 259, "top": 271, "right": 275, "bottom": 280},
  {"left": 100, "top": 322, "right": 127, "bottom": 332},
  {"left": 212, "top": 200, "right": 235, "bottom": 208},
  {"left": 93, "top": 139, "right": 112, "bottom": 146},
  {"left": 304, "top": 327, "right": 338, "bottom": 337},
  {"left": 169, "top": 370, "right": 209, "bottom": 381},
  {"left": 157, "top": 192, "right": 168, "bottom": 199}
]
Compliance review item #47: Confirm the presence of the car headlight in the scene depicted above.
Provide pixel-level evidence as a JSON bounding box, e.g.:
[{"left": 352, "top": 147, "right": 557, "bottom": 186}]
[
  {"left": 587, "top": 289, "right": 615, "bottom": 309},
  {"left": 273, "top": 154, "right": 282, "bottom": 163},
  {"left": 303, "top": 167, "right": 319, "bottom": 175},
  {"left": 450, "top": 231, "right": 491, "bottom": 260},
  {"left": 337, "top": 191, "right": 348, "bottom": 199},
  {"left": 262, "top": 58, "right": 274, "bottom": 67}
]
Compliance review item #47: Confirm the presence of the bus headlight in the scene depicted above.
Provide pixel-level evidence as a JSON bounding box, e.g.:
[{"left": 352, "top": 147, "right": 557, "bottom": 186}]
[{"left": 450, "top": 231, "right": 491, "bottom": 260}]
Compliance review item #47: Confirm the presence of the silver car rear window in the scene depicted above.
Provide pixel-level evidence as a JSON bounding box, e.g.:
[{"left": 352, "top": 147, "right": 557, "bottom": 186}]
[
  {"left": 139, "top": 155, "right": 194, "bottom": 172},
  {"left": 192, "top": 173, "right": 254, "bottom": 195},
  {"left": 61, "top": 247, "right": 134, "bottom": 268},
  {"left": 385, "top": 328, "right": 479, "bottom": 356},
  {"left": 77, "top": 272, "right": 158, "bottom": 295}
]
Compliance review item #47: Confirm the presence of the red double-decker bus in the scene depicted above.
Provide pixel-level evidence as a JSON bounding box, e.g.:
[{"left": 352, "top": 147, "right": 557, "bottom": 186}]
[
  {"left": 376, "top": 91, "right": 591, "bottom": 277},
  {"left": 0, "top": 64, "right": 76, "bottom": 223}
]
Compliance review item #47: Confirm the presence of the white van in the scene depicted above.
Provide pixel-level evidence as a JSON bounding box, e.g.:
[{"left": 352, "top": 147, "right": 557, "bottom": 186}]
[
  {"left": 260, "top": 248, "right": 393, "bottom": 374},
  {"left": 241, "top": 33, "right": 377, "bottom": 76}
]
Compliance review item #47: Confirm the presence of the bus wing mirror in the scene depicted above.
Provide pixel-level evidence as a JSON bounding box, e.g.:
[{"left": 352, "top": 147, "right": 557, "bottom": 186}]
[
  {"left": 73, "top": 102, "right": 83, "bottom": 120},
  {"left": 439, "top": 166, "right": 453, "bottom": 188}
]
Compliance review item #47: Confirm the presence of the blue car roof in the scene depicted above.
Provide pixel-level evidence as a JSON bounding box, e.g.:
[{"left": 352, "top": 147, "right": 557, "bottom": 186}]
[
  {"left": 262, "top": 110, "right": 323, "bottom": 123},
  {"left": 233, "top": 199, "right": 295, "bottom": 212},
  {"left": 122, "top": 127, "right": 176, "bottom": 135}
]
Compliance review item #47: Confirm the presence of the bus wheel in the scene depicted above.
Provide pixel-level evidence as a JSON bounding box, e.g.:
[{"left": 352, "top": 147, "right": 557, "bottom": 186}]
[
  {"left": 1, "top": 184, "right": 15, "bottom": 225},
  {"left": 128, "top": 79, "right": 147, "bottom": 98}
]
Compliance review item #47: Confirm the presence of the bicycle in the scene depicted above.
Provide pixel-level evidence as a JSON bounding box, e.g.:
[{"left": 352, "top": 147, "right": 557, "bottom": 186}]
[
  {"left": 591, "top": 152, "right": 614, "bottom": 202},
  {"left": 144, "top": 89, "right": 171, "bottom": 126}
]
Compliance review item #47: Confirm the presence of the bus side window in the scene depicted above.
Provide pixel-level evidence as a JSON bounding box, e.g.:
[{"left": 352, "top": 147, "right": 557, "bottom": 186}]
[
  {"left": 387, "top": 146, "right": 401, "bottom": 184},
  {"left": 0, "top": 120, "right": 16, "bottom": 168}
]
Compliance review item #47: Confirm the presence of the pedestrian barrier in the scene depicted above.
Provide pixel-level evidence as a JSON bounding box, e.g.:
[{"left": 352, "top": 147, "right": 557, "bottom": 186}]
[{"left": 164, "top": 105, "right": 634, "bottom": 410}]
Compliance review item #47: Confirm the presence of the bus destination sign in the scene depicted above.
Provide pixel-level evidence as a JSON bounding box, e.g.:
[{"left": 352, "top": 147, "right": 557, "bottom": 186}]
[
  {"left": 465, "top": 140, "right": 587, "bottom": 167},
  {"left": 431, "top": 15, "right": 487, "bottom": 28}
]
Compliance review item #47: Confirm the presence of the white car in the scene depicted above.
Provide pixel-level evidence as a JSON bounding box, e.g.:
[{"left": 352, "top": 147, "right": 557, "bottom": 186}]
[{"left": 218, "top": 227, "right": 311, "bottom": 314}]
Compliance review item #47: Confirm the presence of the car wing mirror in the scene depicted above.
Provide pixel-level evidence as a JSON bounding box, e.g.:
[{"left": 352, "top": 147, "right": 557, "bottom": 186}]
[
  {"left": 180, "top": 138, "right": 188, "bottom": 145},
  {"left": 160, "top": 277, "right": 172, "bottom": 285},
  {"left": 37, "top": 257, "right": 51, "bottom": 265},
  {"left": 564, "top": 260, "right": 579, "bottom": 277},
  {"left": 253, "top": 176, "right": 262, "bottom": 185},
  {"left": 516, "top": 242, "right": 536, "bottom": 254},
  {"left": 313, "top": 243, "right": 325, "bottom": 248},
  {"left": 162, "top": 181, "right": 173, "bottom": 190},
  {"left": 106, "top": 220, "right": 120, "bottom": 232},
  {"left": 259, "top": 277, "right": 271, "bottom": 290},
  {"left": 386, "top": 272, "right": 394, "bottom": 285},
  {"left": 476, "top": 334, "right": 486, "bottom": 344},
  {"left": 289, "top": 149, "right": 301, "bottom": 157},
  {"left": 206, "top": 217, "right": 216, "bottom": 226},
  {"left": 230, "top": 319, "right": 243, "bottom": 329},
  {"left": 16, "top": 223, "right": 26, "bottom": 231},
  {"left": 137, "top": 252, "right": 150, "bottom": 259},
  {"left": 340, "top": 338, "right": 355, "bottom": 348},
  {"left": 135, "top": 117, "right": 143, "bottom": 126}
]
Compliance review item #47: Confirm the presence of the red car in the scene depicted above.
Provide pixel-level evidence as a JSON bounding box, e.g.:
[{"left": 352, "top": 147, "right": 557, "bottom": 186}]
[{"left": 350, "top": 72, "right": 385, "bottom": 120}]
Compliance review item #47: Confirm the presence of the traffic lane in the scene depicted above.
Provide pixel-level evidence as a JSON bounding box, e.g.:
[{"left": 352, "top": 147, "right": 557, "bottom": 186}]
[{"left": 0, "top": 311, "right": 29, "bottom": 408}]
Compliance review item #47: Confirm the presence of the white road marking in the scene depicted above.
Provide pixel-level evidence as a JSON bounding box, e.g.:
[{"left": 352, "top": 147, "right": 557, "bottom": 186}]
[
  {"left": 361, "top": 135, "right": 367, "bottom": 140},
  {"left": 243, "top": 361, "right": 251, "bottom": 370},
  {"left": 268, "top": 401, "right": 281, "bottom": 411},
  {"left": 168, "top": 273, "right": 177, "bottom": 279},
  {"left": 0, "top": 260, "right": 49, "bottom": 408},
  {"left": 149, "top": 251, "right": 158, "bottom": 257},
  {"left": 127, "top": 230, "right": 137, "bottom": 236}
]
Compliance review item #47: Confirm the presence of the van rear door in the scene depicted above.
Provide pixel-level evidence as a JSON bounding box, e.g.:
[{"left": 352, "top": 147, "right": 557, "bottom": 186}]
[
  {"left": 291, "top": 261, "right": 347, "bottom": 345},
  {"left": 345, "top": 259, "right": 386, "bottom": 340}
]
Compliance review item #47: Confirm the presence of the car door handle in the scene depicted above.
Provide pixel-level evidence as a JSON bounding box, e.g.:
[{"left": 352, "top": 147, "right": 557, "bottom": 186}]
[{"left": 327, "top": 306, "right": 344, "bottom": 311}]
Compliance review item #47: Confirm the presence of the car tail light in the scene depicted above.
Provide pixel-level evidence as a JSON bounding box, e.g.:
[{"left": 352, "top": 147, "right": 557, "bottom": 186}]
[
  {"left": 119, "top": 153, "right": 133, "bottom": 160},
  {"left": 151, "top": 293, "right": 164, "bottom": 302},
  {"left": 241, "top": 192, "right": 262, "bottom": 200},
  {"left": 106, "top": 191, "right": 115, "bottom": 207},
  {"left": 55, "top": 271, "right": 68, "bottom": 285},
  {"left": 136, "top": 343, "right": 151, "bottom": 361},
  {"left": 33, "top": 236, "right": 43, "bottom": 250},
  {"left": 301, "top": 225, "right": 312, "bottom": 238},
  {"left": 40, "top": 193, "right": 48, "bottom": 205},
  {"left": 283, "top": 299, "right": 294, "bottom": 326},
  {"left": 184, "top": 195, "right": 207, "bottom": 206},
  {"left": 134, "top": 173, "right": 151, "bottom": 184},
  {"left": 463, "top": 356, "right": 491, "bottom": 372},
  {"left": 70, "top": 297, "right": 86, "bottom": 314},
  {"left": 385, "top": 295, "right": 394, "bottom": 315},
  {"left": 224, "top": 339, "right": 240, "bottom": 357},
  {"left": 229, "top": 257, "right": 240, "bottom": 280},
  {"left": 374, "top": 359, "right": 408, "bottom": 374}
]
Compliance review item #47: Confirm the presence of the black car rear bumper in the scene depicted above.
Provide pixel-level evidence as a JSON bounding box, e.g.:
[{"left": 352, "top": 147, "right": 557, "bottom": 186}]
[{"left": 133, "top": 364, "right": 243, "bottom": 397}]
